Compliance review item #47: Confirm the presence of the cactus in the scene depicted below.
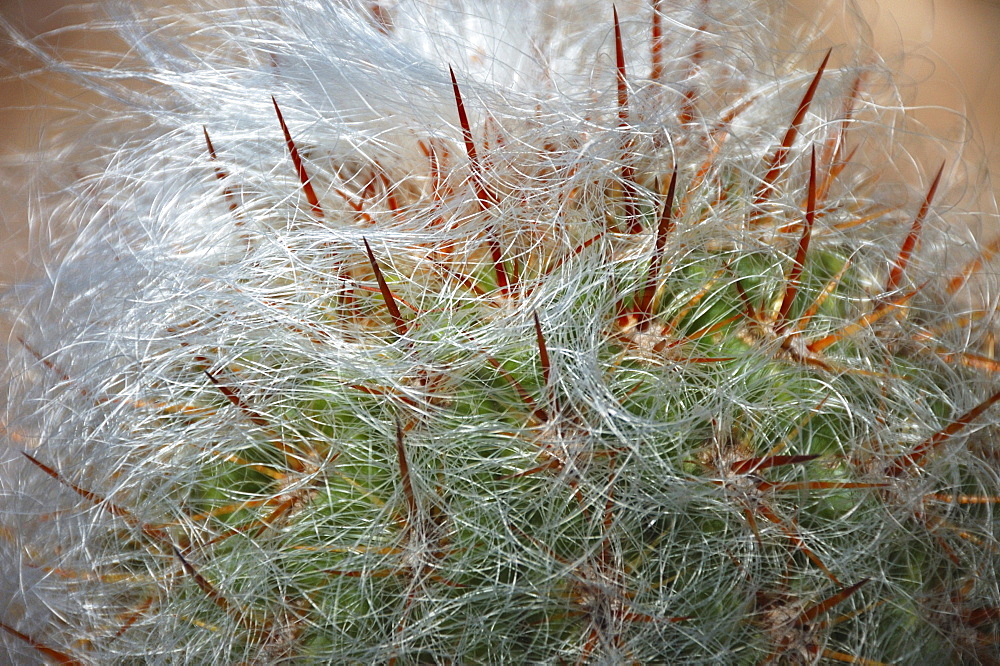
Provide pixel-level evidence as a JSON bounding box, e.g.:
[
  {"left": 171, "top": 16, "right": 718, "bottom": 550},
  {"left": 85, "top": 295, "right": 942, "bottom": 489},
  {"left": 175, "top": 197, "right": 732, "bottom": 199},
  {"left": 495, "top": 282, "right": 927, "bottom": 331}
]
[{"left": 2, "top": 0, "right": 1000, "bottom": 663}]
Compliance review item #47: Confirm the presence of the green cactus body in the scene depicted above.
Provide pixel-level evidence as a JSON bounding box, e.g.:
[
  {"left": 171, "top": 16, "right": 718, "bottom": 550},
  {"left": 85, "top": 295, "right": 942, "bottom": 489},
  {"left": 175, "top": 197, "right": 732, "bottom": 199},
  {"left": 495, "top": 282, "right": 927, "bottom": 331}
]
[{"left": 2, "top": 1, "right": 999, "bottom": 663}]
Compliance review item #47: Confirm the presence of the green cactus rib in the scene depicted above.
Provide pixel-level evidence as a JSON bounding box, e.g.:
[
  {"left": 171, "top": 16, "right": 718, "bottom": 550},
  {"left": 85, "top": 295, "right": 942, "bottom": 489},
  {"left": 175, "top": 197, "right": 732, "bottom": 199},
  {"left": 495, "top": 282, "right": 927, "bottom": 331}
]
[{"left": 3, "top": 2, "right": 1000, "bottom": 664}]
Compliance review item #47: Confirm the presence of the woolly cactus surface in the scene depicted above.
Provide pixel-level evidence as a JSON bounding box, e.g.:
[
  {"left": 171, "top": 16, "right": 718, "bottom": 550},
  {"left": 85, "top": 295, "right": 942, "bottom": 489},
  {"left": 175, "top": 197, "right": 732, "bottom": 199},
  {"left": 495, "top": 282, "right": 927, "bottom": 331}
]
[{"left": 2, "top": 1, "right": 1000, "bottom": 663}]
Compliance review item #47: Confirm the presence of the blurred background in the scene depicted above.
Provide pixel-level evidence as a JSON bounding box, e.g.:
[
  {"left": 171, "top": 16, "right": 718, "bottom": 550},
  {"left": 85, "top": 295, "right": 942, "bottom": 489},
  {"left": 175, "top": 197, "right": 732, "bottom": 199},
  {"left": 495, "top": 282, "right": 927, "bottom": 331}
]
[{"left": 1, "top": 0, "right": 998, "bottom": 306}]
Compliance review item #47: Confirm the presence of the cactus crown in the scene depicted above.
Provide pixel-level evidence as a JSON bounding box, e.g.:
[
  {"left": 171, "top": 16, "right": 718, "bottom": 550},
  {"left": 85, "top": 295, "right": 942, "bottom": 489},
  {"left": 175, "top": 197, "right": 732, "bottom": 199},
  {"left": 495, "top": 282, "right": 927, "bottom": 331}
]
[{"left": 2, "top": 1, "right": 1000, "bottom": 663}]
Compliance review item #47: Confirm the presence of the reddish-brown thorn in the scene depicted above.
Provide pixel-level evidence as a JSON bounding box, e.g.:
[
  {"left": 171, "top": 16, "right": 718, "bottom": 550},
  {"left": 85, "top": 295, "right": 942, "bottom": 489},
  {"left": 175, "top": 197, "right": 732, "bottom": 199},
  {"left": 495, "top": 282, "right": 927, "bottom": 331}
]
[
  {"left": 352, "top": 284, "right": 422, "bottom": 314},
  {"left": 183, "top": 497, "right": 274, "bottom": 525},
  {"left": 22, "top": 451, "right": 115, "bottom": 511},
  {"left": 751, "top": 48, "right": 832, "bottom": 219},
  {"left": 248, "top": 495, "right": 298, "bottom": 538},
  {"left": 17, "top": 337, "right": 73, "bottom": 386},
  {"left": 776, "top": 147, "right": 817, "bottom": 334},
  {"left": 461, "top": 330, "right": 548, "bottom": 423},
  {"left": 395, "top": 420, "right": 418, "bottom": 522},
  {"left": 685, "top": 314, "right": 740, "bottom": 342},
  {"left": 486, "top": 235, "right": 512, "bottom": 296},
  {"left": 0, "top": 621, "right": 81, "bottom": 665},
  {"left": 449, "top": 66, "right": 492, "bottom": 207},
  {"left": 172, "top": 545, "right": 230, "bottom": 613},
  {"left": 925, "top": 493, "right": 1000, "bottom": 505},
  {"left": 509, "top": 252, "right": 522, "bottom": 286},
  {"left": 272, "top": 96, "right": 324, "bottom": 218},
  {"left": 756, "top": 503, "right": 840, "bottom": 585},
  {"left": 533, "top": 311, "right": 550, "bottom": 387},
  {"left": 612, "top": 5, "right": 642, "bottom": 234},
  {"left": 730, "top": 454, "right": 820, "bottom": 475},
  {"left": 333, "top": 187, "right": 374, "bottom": 224},
  {"left": 798, "top": 579, "right": 870, "bottom": 627},
  {"left": 962, "top": 606, "right": 1000, "bottom": 628},
  {"left": 889, "top": 387, "right": 1000, "bottom": 476},
  {"left": 742, "top": 506, "right": 765, "bottom": 550},
  {"left": 806, "top": 286, "right": 921, "bottom": 354},
  {"left": 932, "top": 350, "right": 1000, "bottom": 374},
  {"left": 481, "top": 350, "right": 549, "bottom": 424},
  {"left": 947, "top": 234, "right": 1000, "bottom": 294},
  {"left": 202, "top": 496, "right": 298, "bottom": 548},
  {"left": 21, "top": 451, "right": 170, "bottom": 542},
  {"left": 358, "top": 169, "right": 379, "bottom": 199},
  {"left": 612, "top": 6, "right": 640, "bottom": 234},
  {"left": 884, "top": 162, "right": 944, "bottom": 294},
  {"left": 650, "top": 0, "right": 663, "bottom": 82},
  {"left": 578, "top": 628, "right": 602, "bottom": 664},
  {"left": 684, "top": 356, "right": 736, "bottom": 365},
  {"left": 814, "top": 145, "right": 858, "bottom": 208},
  {"left": 372, "top": 170, "right": 395, "bottom": 212},
  {"left": 635, "top": 167, "right": 678, "bottom": 318},
  {"left": 202, "top": 125, "right": 219, "bottom": 161},
  {"left": 830, "top": 205, "right": 895, "bottom": 233},
  {"left": 614, "top": 5, "right": 627, "bottom": 124},
  {"left": 759, "top": 481, "right": 887, "bottom": 493},
  {"left": 820, "top": 649, "right": 888, "bottom": 666},
  {"left": 111, "top": 596, "right": 156, "bottom": 640},
  {"left": 449, "top": 67, "right": 511, "bottom": 293},
  {"left": 204, "top": 371, "right": 269, "bottom": 429},
  {"left": 438, "top": 262, "right": 487, "bottom": 297},
  {"left": 202, "top": 126, "right": 240, "bottom": 216},
  {"left": 500, "top": 459, "right": 563, "bottom": 481},
  {"left": 545, "top": 231, "right": 605, "bottom": 276},
  {"left": 678, "top": 89, "right": 698, "bottom": 130},
  {"left": 204, "top": 371, "right": 305, "bottom": 473},
  {"left": 712, "top": 466, "right": 840, "bottom": 585},
  {"left": 362, "top": 237, "right": 407, "bottom": 337}
]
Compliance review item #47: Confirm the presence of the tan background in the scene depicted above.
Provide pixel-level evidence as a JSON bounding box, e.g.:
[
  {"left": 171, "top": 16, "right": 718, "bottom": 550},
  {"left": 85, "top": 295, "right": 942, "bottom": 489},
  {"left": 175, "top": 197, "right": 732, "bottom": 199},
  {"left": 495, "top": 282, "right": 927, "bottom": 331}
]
[{"left": 1, "top": 0, "right": 999, "bottom": 314}]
